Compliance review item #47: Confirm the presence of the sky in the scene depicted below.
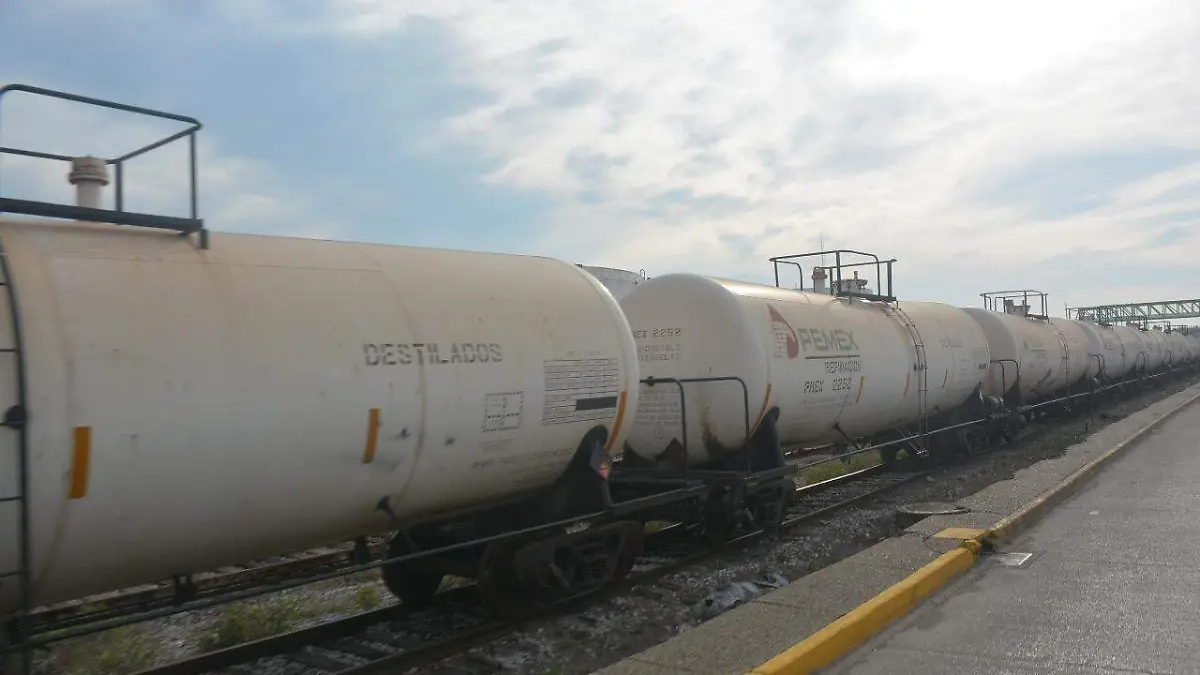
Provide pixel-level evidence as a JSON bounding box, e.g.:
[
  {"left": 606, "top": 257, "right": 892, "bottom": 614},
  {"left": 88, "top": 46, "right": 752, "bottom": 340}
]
[{"left": 1, "top": 0, "right": 1198, "bottom": 314}]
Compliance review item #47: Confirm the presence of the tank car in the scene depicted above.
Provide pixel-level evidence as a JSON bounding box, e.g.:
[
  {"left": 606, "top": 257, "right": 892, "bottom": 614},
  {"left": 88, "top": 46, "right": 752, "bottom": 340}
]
[
  {"left": 617, "top": 271, "right": 990, "bottom": 467},
  {"left": 1158, "top": 329, "right": 1188, "bottom": 367},
  {"left": 960, "top": 307, "right": 1081, "bottom": 407},
  {"left": 1154, "top": 329, "right": 1174, "bottom": 367},
  {"left": 1112, "top": 324, "right": 1150, "bottom": 376},
  {"left": 1048, "top": 318, "right": 1095, "bottom": 384},
  {"left": 577, "top": 265, "right": 648, "bottom": 301},
  {"left": 1082, "top": 322, "right": 1138, "bottom": 381},
  {"left": 1172, "top": 331, "right": 1195, "bottom": 364},
  {"left": 1069, "top": 320, "right": 1129, "bottom": 382},
  {"left": 1140, "top": 328, "right": 1166, "bottom": 371},
  {"left": 0, "top": 214, "right": 642, "bottom": 616}
]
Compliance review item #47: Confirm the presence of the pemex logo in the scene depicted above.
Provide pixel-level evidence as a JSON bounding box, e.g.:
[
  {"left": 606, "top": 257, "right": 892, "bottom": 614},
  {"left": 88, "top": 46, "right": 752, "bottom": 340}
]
[{"left": 768, "top": 304, "right": 800, "bottom": 360}]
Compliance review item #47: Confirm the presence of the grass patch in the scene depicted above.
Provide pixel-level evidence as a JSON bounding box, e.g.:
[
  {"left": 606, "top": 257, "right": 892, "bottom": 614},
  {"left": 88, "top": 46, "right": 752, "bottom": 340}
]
[
  {"left": 33, "top": 625, "right": 160, "bottom": 675},
  {"left": 800, "top": 451, "right": 881, "bottom": 485},
  {"left": 196, "top": 597, "right": 311, "bottom": 653},
  {"left": 353, "top": 584, "right": 381, "bottom": 610}
]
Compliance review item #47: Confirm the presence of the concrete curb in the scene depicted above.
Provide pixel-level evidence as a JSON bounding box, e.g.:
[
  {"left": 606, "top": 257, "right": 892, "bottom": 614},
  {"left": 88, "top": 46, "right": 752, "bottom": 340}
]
[{"left": 746, "top": 385, "right": 1200, "bottom": 675}]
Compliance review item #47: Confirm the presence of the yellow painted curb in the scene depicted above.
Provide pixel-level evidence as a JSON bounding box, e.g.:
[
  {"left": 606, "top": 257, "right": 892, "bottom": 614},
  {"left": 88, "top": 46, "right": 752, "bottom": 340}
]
[
  {"left": 748, "top": 545, "right": 979, "bottom": 675},
  {"left": 746, "top": 384, "right": 1200, "bottom": 675}
]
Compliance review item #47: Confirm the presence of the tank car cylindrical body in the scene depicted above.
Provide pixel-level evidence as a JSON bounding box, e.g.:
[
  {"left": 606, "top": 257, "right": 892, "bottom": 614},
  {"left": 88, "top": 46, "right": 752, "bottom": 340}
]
[
  {"left": 1158, "top": 331, "right": 1176, "bottom": 366},
  {"left": 1140, "top": 328, "right": 1167, "bottom": 371},
  {"left": 960, "top": 308, "right": 1078, "bottom": 402},
  {"left": 1172, "top": 332, "right": 1194, "bottom": 364},
  {"left": 577, "top": 265, "right": 647, "bottom": 301},
  {"left": 1161, "top": 330, "right": 1186, "bottom": 367},
  {"left": 1072, "top": 321, "right": 1127, "bottom": 381},
  {"left": 1187, "top": 333, "right": 1200, "bottom": 362},
  {"left": 0, "top": 217, "right": 640, "bottom": 614},
  {"left": 618, "top": 274, "right": 989, "bottom": 465},
  {"left": 1093, "top": 323, "right": 1136, "bottom": 380},
  {"left": 1046, "top": 318, "right": 1093, "bottom": 386},
  {"left": 1112, "top": 325, "right": 1148, "bottom": 375}
]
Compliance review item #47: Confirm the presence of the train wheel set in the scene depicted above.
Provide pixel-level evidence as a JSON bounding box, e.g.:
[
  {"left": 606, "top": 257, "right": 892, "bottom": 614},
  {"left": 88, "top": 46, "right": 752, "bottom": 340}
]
[{"left": 2, "top": 84, "right": 1199, "bottom": 673}]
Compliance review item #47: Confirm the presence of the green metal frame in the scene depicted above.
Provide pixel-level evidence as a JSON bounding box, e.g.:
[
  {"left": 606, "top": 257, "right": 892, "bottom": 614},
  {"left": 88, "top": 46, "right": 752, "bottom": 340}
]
[{"left": 1068, "top": 299, "right": 1200, "bottom": 325}]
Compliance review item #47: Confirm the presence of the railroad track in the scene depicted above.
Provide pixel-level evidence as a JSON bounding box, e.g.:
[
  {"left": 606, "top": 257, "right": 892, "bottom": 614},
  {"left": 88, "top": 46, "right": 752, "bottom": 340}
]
[
  {"left": 25, "top": 539, "right": 391, "bottom": 637},
  {"left": 785, "top": 464, "right": 927, "bottom": 526},
  {"left": 126, "top": 461, "right": 933, "bottom": 675}
]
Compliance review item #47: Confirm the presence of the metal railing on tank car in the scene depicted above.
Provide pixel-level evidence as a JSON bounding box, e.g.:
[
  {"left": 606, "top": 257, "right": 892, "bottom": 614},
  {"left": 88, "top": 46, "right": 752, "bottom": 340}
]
[
  {"left": 980, "top": 289, "right": 1050, "bottom": 320},
  {"left": 0, "top": 83, "right": 208, "bottom": 247},
  {"left": 768, "top": 248, "right": 898, "bottom": 302}
]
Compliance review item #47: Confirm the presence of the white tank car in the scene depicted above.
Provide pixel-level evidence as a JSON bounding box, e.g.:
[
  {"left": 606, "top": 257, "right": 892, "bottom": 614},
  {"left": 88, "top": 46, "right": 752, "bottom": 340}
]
[
  {"left": 1140, "top": 328, "right": 1167, "bottom": 371},
  {"left": 1172, "top": 332, "right": 1194, "bottom": 364},
  {"left": 1093, "top": 323, "right": 1136, "bottom": 380},
  {"left": 960, "top": 308, "right": 1080, "bottom": 402},
  {"left": 1167, "top": 331, "right": 1188, "bottom": 365},
  {"left": 1071, "top": 321, "right": 1127, "bottom": 381},
  {"left": 1112, "top": 325, "right": 1149, "bottom": 374},
  {"left": 1187, "top": 333, "right": 1200, "bottom": 362},
  {"left": 0, "top": 216, "right": 640, "bottom": 614},
  {"left": 618, "top": 274, "right": 989, "bottom": 465},
  {"left": 1169, "top": 332, "right": 1188, "bottom": 364},
  {"left": 1154, "top": 330, "right": 1174, "bottom": 366},
  {"left": 1161, "top": 330, "right": 1187, "bottom": 366},
  {"left": 1046, "top": 319, "right": 1093, "bottom": 385},
  {"left": 1154, "top": 330, "right": 1172, "bottom": 369},
  {"left": 577, "top": 265, "right": 648, "bottom": 301}
]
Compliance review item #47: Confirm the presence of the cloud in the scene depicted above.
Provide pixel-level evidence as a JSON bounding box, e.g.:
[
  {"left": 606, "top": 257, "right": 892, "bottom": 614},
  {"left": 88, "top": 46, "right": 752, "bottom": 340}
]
[{"left": 323, "top": 0, "right": 1200, "bottom": 311}]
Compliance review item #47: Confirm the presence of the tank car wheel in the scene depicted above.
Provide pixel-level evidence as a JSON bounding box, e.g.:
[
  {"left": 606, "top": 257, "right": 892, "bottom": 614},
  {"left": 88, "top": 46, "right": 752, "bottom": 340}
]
[
  {"left": 957, "top": 428, "right": 983, "bottom": 457},
  {"left": 380, "top": 533, "right": 445, "bottom": 606},
  {"left": 758, "top": 492, "right": 788, "bottom": 533},
  {"left": 880, "top": 446, "right": 901, "bottom": 470},
  {"left": 970, "top": 429, "right": 991, "bottom": 456},
  {"left": 476, "top": 538, "right": 533, "bottom": 618},
  {"left": 476, "top": 522, "right": 646, "bottom": 618},
  {"left": 703, "top": 488, "right": 737, "bottom": 546}
]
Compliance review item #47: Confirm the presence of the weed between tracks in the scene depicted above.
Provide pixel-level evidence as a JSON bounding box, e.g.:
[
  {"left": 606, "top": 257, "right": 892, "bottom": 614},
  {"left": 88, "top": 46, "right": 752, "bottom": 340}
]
[
  {"left": 799, "top": 451, "right": 882, "bottom": 484},
  {"left": 32, "top": 572, "right": 388, "bottom": 675}
]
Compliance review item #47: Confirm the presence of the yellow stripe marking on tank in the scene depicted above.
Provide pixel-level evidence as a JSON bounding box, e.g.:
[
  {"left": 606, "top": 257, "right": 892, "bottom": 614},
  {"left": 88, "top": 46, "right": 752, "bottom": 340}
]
[
  {"left": 603, "top": 391, "right": 629, "bottom": 453},
  {"left": 903, "top": 372, "right": 911, "bottom": 397},
  {"left": 855, "top": 377, "right": 866, "bottom": 404},
  {"left": 362, "top": 408, "right": 381, "bottom": 464},
  {"left": 68, "top": 426, "right": 91, "bottom": 499},
  {"left": 751, "top": 384, "right": 774, "bottom": 429}
]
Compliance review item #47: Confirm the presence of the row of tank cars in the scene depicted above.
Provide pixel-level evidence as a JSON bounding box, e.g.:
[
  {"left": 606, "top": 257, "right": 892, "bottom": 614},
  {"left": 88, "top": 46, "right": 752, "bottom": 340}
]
[
  {"left": 0, "top": 209, "right": 1195, "bottom": 636},
  {"left": 0, "top": 82, "right": 1197, "bottom": 639}
]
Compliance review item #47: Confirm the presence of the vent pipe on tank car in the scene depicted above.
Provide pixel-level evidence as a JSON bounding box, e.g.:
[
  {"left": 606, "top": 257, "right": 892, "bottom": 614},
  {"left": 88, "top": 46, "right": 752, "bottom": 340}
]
[
  {"left": 811, "top": 265, "right": 828, "bottom": 294},
  {"left": 68, "top": 156, "right": 110, "bottom": 210},
  {"left": 1002, "top": 299, "right": 1030, "bottom": 318}
]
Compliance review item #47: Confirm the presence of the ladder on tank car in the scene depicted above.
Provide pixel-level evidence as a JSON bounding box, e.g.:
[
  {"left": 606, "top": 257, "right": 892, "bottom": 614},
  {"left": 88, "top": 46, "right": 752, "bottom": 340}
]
[
  {"left": 0, "top": 235, "right": 31, "bottom": 673},
  {"left": 890, "top": 305, "right": 929, "bottom": 452}
]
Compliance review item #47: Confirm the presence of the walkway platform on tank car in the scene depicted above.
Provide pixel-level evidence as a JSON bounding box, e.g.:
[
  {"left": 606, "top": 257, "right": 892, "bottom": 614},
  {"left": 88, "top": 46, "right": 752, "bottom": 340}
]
[
  {"left": 826, "top": 392, "right": 1200, "bottom": 675},
  {"left": 592, "top": 379, "right": 1200, "bottom": 675}
]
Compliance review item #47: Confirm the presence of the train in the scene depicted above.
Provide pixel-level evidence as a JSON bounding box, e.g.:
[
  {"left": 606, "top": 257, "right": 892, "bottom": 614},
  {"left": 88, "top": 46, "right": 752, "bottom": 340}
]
[
  {"left": 1, "top": 84, "right": 1198, "bottom": 636},
  {"left": 0, "top": 211, "right": 1195, "bottom": 624}
]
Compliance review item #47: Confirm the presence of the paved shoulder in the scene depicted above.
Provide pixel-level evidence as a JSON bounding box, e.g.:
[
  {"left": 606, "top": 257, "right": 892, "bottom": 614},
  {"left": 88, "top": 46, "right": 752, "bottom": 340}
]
[{"left": 828, "top": 400, "right": 1200, "bottom": 675}]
